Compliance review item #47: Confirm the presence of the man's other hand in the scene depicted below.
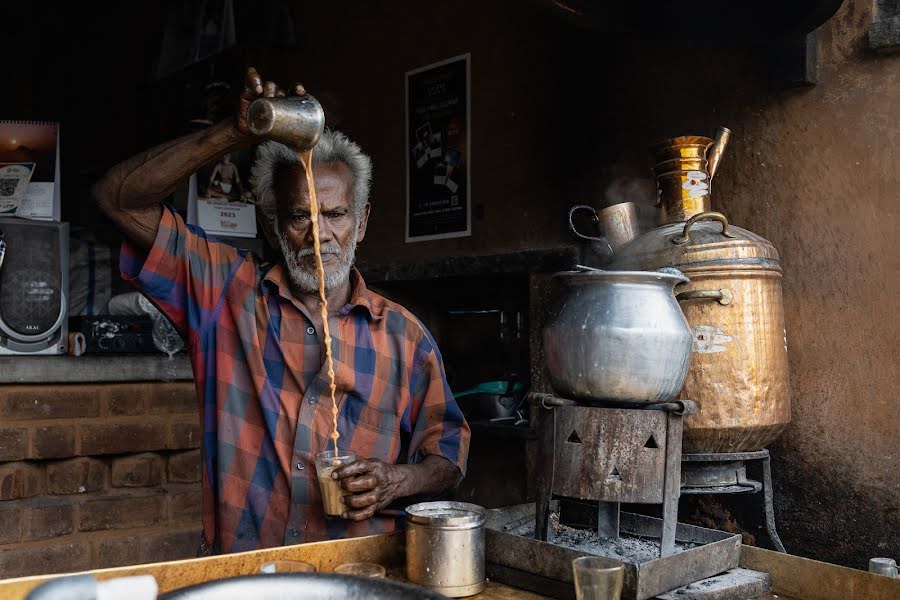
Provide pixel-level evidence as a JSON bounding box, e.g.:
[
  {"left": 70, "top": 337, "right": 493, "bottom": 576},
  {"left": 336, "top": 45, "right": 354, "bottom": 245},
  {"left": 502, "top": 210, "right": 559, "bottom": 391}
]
[
  {"left": 235, "top": 67, "right": 307, "bottom": 137},
  {"left": 332, "top": 458, "right": 407, "bottom": 521}
]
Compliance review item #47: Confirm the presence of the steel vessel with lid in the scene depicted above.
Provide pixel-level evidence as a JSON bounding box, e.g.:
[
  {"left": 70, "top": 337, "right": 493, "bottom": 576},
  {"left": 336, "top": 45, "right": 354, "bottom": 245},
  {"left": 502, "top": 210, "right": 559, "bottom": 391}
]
[{"left": 405, "top": 501, "right": 486, "bottom": 597}]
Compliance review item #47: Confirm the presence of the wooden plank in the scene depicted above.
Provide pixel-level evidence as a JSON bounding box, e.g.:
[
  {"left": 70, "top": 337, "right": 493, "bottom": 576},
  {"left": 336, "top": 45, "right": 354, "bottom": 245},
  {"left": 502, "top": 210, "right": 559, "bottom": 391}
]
[
  {"left": 477, "top": 578, "right": 554, "bottom": 599},
  {"left": 0, "top": 532, "right": 549, "bottom": 600},
  {"left": 0, "top": 533, "right": 404, "bottom": 599},
  {"left": 740, "top": 545, "right": 900, "bottom": 600}
]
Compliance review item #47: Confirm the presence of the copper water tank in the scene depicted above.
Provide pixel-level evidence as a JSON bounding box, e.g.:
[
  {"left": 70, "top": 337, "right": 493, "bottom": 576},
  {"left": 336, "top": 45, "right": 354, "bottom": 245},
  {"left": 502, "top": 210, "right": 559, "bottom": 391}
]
[{"left": 607, "top": 132, "right": 791, "bottom": 453}]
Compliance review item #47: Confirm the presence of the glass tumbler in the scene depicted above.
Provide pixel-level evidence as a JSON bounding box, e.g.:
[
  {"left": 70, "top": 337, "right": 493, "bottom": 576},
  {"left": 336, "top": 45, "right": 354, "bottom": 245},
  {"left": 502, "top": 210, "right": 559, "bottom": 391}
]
[
  {"left": 315, "top": 450, "right": 357, "bottom": 517},
  {"left": 572, "top": 556, "right": 625, "bottom": 600}
]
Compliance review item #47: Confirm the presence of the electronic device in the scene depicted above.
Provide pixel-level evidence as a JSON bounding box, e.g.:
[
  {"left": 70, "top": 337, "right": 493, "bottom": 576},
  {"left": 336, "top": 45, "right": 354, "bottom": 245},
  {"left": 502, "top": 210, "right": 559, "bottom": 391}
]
[{"left": 0, "top": 218, "right": 69, "bottom": 355}]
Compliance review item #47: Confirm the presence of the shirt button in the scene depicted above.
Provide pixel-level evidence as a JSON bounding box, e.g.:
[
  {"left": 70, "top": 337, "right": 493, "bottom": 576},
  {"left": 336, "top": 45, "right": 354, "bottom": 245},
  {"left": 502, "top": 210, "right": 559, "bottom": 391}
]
[
  {"left": 290, "top": 528, "right": 300, "bottom": 537},
  {"left": 296, "top": 461, "right": 305, "bottom": 471},
  {"left": 308, "top": 397, "right": 318, "bottom": 405},
  {"left": 306, "top": 326, "right": 315, "bottom": 335}
]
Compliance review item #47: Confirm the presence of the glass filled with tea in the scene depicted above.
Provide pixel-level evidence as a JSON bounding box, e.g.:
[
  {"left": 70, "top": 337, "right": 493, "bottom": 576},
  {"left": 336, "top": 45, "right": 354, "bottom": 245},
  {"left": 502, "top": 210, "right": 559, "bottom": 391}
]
[{"left": 315, "top": 450, "right": 357, "bottom": 517}]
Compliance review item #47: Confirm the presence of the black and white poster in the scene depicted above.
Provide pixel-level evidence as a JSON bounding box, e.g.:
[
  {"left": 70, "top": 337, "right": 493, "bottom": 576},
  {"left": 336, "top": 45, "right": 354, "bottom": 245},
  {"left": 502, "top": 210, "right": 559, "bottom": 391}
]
[{"left": 405, "top": 54, "right": 470, "bottom": 242}]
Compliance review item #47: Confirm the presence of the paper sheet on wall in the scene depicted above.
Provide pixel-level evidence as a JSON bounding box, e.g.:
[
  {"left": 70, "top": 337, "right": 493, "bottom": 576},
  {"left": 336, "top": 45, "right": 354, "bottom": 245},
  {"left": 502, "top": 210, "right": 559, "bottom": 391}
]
[{"left": 0, "top": 121, "right": 61, "bottom": 221}]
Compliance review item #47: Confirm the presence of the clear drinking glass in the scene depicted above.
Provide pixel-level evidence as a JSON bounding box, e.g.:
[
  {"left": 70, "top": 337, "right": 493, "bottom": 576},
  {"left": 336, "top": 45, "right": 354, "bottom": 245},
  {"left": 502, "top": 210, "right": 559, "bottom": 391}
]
[
  {"left": 315, "top": 450, "right": 357, "bottom": 517},
  {"left": 572, "top": 556, "right": 625, "bottom": 600},
  {"left": 334, "top": 562, "right": 387, "bottom": 578},
  {"left": 260, "top": 560, "right": 316, "bottom": 573}
]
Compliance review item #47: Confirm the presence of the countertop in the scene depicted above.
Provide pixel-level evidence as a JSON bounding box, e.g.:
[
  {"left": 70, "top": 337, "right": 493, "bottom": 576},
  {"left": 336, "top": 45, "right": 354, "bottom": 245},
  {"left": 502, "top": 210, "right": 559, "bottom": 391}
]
[
  {"left": 0, "top": 532, "right": 548, "bottom": 600},
  {"left": 0, "top": 354, "right": 192, "bottom": 384}
]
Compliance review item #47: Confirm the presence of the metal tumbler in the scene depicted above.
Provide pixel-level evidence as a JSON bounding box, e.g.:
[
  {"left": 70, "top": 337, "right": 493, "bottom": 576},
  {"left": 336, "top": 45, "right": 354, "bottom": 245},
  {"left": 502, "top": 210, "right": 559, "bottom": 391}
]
[
  {"left": 247, "top": 95, "right": 325, "bottom": 150},
  {"left": 406, "top": 501, "right": 486, "bottom": 597}
]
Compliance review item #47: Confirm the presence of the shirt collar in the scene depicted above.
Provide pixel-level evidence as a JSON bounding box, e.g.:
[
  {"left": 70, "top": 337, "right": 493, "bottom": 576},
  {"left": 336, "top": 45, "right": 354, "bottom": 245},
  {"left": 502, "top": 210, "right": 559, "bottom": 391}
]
[{"left": 262, "top": 264, "right": 383, "bottom": 321}]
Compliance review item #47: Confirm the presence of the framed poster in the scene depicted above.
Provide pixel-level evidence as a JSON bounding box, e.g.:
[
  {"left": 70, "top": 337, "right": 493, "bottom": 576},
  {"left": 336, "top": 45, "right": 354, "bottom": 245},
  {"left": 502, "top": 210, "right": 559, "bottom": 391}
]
[{"left": 405, "top": 54, "right": 470, "bottom": 242}]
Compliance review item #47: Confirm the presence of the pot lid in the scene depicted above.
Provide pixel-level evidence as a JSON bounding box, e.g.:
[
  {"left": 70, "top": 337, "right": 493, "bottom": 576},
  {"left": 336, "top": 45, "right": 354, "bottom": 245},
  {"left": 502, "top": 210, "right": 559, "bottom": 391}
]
[
  {"left": 553, "top": 269, "right": 690, "bottom": 286},
  {"left": 608, "top": 212, "right": 781, "bottom": 272},
  {"left": 406, "top": 501, "right": 486, "bottom": 527}
]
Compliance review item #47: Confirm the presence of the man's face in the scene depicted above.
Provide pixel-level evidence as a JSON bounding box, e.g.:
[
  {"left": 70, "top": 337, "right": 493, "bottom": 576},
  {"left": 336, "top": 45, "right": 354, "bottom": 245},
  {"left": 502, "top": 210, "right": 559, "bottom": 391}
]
[{"left": 274, "top": 161, "right": 369, "bottom": 294}]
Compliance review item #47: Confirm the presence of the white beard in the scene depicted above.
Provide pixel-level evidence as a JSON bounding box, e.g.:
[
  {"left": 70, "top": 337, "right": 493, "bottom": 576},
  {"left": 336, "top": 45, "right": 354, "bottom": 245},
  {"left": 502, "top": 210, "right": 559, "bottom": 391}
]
[{"left": 278, "top": 223, "right": 359, "bottom": 294}]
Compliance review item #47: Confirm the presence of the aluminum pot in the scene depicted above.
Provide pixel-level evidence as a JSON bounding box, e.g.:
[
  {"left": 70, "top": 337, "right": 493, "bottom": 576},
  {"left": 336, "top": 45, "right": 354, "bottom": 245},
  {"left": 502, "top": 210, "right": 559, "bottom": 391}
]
[
  {"left": 542, "top": 269, "right": 693, "bottom": 403},
  {"left": 405, "top": 501, "right": 486, "bottom": 597}
]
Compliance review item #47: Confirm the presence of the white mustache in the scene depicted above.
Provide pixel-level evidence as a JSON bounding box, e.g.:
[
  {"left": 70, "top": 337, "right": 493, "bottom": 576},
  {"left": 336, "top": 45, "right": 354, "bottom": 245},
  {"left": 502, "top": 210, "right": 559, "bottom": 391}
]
[{"left": 295, "top": 243, "right": 341, "bottom": 258}]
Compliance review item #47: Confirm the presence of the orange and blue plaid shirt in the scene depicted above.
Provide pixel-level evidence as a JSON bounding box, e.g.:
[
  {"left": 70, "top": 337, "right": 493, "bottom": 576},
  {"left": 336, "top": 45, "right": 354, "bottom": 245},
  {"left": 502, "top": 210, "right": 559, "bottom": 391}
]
[{"left": 120, "top": 206, "right": 469, "bottom": 553}]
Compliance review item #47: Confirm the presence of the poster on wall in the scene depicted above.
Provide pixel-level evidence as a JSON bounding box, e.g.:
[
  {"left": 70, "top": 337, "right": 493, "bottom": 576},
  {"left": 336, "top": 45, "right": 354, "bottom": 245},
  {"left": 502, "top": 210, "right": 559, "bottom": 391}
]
[
  {"left": 0, "top": 121, "right": 61, "bottom": 221},
  {"left": 405, "top": 54, "right": 470, "bottom": 242}
]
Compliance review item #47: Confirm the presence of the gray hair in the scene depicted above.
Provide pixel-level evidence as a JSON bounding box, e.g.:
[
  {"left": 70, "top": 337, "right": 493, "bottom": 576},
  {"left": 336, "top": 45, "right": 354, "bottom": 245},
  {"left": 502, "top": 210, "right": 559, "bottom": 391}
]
[{"left": 250, "top": 129, "right": 372, "bottom": 228}]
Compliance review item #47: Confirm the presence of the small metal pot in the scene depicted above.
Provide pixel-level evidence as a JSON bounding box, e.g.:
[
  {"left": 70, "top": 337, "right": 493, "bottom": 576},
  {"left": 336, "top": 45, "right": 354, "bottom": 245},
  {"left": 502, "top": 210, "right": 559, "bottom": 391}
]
[{"left": 406, "top": 501, "right": 486, "bottom": 597}]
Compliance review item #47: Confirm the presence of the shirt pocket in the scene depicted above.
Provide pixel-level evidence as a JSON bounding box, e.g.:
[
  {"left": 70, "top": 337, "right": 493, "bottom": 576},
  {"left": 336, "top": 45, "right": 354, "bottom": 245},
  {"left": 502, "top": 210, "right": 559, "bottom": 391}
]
[{"left": 341, "top": 392, "right": 400, "bottom": 436}]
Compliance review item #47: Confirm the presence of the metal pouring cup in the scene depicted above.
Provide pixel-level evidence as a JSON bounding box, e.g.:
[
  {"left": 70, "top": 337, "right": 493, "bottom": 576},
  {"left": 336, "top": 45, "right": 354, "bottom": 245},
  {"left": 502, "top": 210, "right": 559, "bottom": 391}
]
[
  {"left": 568, "top": 201, "right": 640, "bottom": 254},
  {"left": 247, "top": 95, "right": 325, "bottom": 150}
]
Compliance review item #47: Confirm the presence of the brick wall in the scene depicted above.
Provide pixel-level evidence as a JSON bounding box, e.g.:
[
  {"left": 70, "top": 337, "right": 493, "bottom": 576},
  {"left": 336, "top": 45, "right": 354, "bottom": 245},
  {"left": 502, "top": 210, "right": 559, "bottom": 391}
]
[{"left": 0, "top": 382, "right": 202, "bottom": 579}]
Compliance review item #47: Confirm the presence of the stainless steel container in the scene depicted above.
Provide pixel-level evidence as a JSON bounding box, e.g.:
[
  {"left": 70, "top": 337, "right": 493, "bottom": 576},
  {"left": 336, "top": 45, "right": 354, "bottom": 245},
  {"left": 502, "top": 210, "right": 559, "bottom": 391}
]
[
  {"left": 542, "top": 270, "right": 693, "bottom": 403},
  {"left": 247, "top": 95, "right": 325, "bottom": 150},
  {"left": 405, "top": 501, "right": 486, "bottom": 597}
]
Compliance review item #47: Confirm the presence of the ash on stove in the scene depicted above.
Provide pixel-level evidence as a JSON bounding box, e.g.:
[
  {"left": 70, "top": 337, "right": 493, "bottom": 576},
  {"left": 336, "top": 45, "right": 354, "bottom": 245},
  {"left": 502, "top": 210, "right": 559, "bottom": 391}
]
[{"left": 499, "top": 512, "right": 700, "bottom": 563}]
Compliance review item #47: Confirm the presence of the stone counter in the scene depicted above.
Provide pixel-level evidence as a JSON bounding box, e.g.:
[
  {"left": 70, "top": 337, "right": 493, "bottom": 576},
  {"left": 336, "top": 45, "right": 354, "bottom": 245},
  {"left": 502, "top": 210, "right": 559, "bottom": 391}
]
[{"left": 0, "top": 355, "right": 192, "bottom": 384}]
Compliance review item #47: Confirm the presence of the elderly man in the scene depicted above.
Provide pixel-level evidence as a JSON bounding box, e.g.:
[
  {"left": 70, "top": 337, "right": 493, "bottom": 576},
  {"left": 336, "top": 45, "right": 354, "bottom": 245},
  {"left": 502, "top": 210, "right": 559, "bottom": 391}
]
[{"left": 94, "top": 68, "right": 469, "bottom": 555}]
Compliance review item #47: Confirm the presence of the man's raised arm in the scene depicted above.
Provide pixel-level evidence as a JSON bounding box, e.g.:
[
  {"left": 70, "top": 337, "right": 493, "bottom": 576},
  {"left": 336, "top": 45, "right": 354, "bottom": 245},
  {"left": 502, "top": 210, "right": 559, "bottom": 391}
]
[{"left": 93, "top": 68, "right": 304, "bottom": 250}]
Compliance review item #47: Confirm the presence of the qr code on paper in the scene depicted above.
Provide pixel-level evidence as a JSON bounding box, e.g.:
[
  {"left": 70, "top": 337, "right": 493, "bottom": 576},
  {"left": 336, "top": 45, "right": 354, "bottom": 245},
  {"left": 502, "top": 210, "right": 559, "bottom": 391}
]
[{"left": 0, "top": 178, "right": 17, "bottom": 197}]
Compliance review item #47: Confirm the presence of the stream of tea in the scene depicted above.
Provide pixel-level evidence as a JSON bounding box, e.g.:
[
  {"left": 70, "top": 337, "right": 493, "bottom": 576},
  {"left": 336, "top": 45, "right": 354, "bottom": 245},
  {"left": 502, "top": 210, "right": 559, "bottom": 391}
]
[{"left": 299, "top": 149, "right": 340, "bottom": 455}]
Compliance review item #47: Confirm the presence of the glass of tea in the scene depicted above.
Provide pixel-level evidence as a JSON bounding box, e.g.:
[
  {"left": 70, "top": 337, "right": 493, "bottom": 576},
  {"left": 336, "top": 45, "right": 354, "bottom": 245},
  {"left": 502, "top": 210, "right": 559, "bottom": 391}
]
[
  {"left": 315, "top": 450, "right": 357, "bottom": 517},
  {"left": 572, "top": 556, "right": 625, "bottom": 600}
]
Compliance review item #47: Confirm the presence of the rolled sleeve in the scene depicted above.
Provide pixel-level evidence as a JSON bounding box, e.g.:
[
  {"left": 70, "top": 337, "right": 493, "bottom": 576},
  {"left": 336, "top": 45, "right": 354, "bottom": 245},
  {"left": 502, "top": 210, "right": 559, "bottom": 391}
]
[
  {"left": 119, "top": 204, "right": 239, "bottom": 335},
  {"left": 407, "top": 340, "right": 470, "bottom": 476}
]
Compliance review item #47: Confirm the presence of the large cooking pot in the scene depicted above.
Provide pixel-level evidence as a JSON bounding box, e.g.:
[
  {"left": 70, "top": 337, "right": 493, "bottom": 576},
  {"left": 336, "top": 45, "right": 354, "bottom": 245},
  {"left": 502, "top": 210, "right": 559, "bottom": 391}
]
[
  {"left": 608, "top": 212, "right": 790, "bottom": 453},
  {"left": 542, "top": 269, "right": 693, "bottom": 403}
]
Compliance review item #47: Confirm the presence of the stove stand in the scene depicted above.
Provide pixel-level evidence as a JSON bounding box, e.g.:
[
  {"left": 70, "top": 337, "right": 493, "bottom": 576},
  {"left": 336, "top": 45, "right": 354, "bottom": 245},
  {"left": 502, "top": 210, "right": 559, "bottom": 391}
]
[
  {"left": 532, "top": 393, "right": 697, "bottom": 558},
  {"left": 681, "top": 449, "right": 786, "bottom": 553}
]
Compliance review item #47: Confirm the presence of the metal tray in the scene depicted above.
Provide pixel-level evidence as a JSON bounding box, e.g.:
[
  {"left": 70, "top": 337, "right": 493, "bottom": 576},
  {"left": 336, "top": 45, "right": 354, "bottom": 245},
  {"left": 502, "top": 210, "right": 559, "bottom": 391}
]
[{"left": 485, "top": 503, "right": 741, "bottom": 600}]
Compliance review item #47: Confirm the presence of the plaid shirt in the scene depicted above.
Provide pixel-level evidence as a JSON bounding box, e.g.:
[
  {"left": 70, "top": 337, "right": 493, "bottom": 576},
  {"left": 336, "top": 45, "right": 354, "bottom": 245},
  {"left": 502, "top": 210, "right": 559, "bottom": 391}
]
[{"left": 120, "top": 206, "right": 469, "bottom": 553}]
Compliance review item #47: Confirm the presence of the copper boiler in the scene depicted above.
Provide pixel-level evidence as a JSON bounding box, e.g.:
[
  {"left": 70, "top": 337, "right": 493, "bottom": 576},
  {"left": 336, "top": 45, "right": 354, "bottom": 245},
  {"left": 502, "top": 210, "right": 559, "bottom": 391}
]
[{"left": 605, "top": 130, "right": 791, "bottom": 453}]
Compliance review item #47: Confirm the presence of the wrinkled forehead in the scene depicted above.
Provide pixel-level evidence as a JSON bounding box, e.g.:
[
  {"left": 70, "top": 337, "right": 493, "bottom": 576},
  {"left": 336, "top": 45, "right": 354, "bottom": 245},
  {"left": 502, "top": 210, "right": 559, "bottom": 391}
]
[{"left": 275, "top": 161, "right": 354, "bottom": 211}]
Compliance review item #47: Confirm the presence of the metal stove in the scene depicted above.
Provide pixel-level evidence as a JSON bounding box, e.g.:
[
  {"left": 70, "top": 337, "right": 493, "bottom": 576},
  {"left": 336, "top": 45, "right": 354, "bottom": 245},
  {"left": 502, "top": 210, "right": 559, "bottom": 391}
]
[
  {"left": 681, "top": 449, "right": 786, "bottom": 552},
  {"left": 531, "top": 392, "right": 697, "bottom": 558}
]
